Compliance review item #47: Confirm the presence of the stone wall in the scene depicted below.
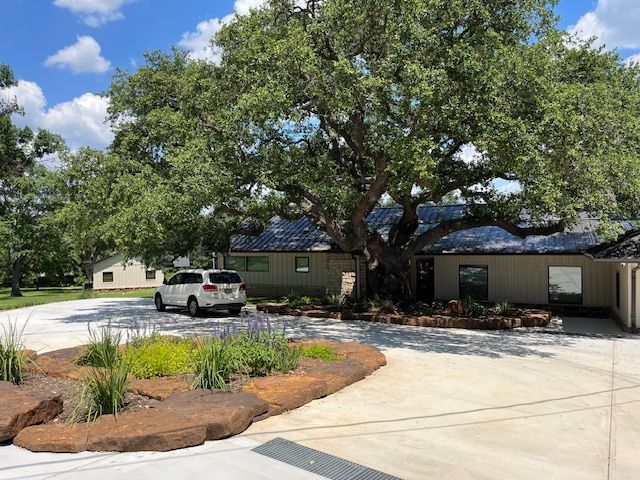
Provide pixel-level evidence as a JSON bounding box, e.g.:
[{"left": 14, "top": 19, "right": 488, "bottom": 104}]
[{"left": 326, "top": 254, "right": 357, "bottom": 298}]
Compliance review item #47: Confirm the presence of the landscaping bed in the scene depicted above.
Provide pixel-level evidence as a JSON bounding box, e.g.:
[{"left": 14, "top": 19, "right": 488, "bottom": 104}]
[
  {"left": 257, "top": 299, "right": 551, "bottom": 330},
  {"left": 0, "top": 322, "right": 385, "bottom": 453}
]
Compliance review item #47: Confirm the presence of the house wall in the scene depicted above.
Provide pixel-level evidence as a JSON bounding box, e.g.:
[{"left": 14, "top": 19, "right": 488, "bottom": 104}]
[
  {"left": 93, "top": 254, "right": 164, "bottom": 290},
  {"left": 615, "top": 262, "right": 640, "bottom": 329},
  {"left": 224, "top": 252, "right": 359, "bottom": 297},
  {"left": 411, "top": 254, "right": 613, "bottom": 307}
]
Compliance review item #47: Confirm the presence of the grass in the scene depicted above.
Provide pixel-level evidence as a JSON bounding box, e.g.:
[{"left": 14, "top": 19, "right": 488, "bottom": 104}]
[
  {"left": 0, "top": 320, "right": 26, "bottom": 384},
  {"left": 0, "top": 286, "right": 158, "bottom": 312}
]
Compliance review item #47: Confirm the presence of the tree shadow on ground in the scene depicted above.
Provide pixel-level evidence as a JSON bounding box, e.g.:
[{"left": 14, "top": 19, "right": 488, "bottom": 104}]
[{"left": 51, "top": 299, "right": 577, "bottom": 359}]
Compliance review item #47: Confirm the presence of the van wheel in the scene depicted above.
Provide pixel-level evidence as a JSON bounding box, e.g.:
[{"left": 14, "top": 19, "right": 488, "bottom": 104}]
[
  {"left": 155, "top": 294, "right": 165, "bottom": 312},
  {"left": 229, "top": 308, "right": 242, "bottom": 316},
  {"left": 187, "top": 297, "right": 199, "bottom": 317}
]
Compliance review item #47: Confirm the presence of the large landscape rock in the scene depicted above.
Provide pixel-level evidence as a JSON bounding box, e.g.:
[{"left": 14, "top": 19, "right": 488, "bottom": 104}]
[
  {"left": 9, "top": 339, "right": 386, "bottom": 453},
  {"left": 242, "top": 375, "right": 328, "bottom": 418},
  {"left": 14, "top": 424, "right": 90, "bottom": 453},
  {"left": 15, "top": 389, "right": 269, "bottom": 452},
  {"left": 29, "top": 346, "right": 87, "bottom": 380},
  {"left": 0, "top": 381, "right": 63, "bottom": 443},
  {"left": 128, "top": 376, "right": 191, "bottom": 400}
]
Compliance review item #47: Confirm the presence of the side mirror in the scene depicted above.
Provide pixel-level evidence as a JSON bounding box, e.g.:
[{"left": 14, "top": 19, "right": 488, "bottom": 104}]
[{"left": 163, "top": 278, "right": 167, "bottom": 285}]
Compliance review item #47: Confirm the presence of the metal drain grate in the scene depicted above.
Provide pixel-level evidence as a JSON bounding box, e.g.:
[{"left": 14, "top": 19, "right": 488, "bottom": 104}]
[{"left": 252, "top": 437, "right": 402, "bottom": 480}]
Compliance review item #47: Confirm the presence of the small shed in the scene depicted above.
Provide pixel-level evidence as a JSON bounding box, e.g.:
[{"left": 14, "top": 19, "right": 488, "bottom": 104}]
[{"left": 92, "top": 254, "right": 164, "bottom": 290}]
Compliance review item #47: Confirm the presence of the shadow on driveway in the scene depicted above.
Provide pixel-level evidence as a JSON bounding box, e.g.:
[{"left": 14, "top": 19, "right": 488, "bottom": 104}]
[{"left": 55, "top": 298, "right": 576, "bottom": 359}]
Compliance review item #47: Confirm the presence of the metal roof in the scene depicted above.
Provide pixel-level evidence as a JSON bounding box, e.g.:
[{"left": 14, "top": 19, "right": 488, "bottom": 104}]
[
  {"left": 230, "top": 205, "right": 637, "bottom": 255},
  {"left": 588, "top": 231, "right": 640, "bottom": 261}
]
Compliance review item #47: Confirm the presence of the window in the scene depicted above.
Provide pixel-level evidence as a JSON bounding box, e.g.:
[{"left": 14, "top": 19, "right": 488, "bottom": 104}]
[
  {"left": 146, "top": 269, "right": 156, "bottom": 280},
  {"left": 209, "top": 272, "right": 242, "bottom": 284},
  {"left": 224, "top": 256, "right": 246, "bottom": 271},
  {"left": 185, "top": 273, "right": 203, "bottom": 284},
  {"left": 548, "top": 266, "right": 583, "bottom": 305},
  {"left": 247, "top": 256, "right": 269, "bottom": 272},
  {"left": 167, "top": 273, "right": 184, "bottom": 285},
  {"left": 295, "top": 257, "right": 310, "bottom": 273},
  {"left": 616, "top": 271, "right": 621, "bottom": 309},
  {"left": 103, "top": 272, "right": 114, "bottom": 283},
  {"left": 459, "top": 265, "right": 488, "bottom": 301}
]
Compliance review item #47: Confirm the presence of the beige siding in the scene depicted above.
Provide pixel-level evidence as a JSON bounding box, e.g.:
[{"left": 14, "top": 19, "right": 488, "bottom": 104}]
[
  {"left": 93, "top": 254, "right": 164, "bottom": 290},
  {"left": 412, "top": 254, "right": 613, "bottom": 307},
  {"left": 224, "top": 252, "right": 358, "bottom": 297}
]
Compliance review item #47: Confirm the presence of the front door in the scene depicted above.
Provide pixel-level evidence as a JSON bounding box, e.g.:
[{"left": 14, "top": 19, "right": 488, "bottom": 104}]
[{"left": 416, "top": 259, "right": 435, "bottom": 303}]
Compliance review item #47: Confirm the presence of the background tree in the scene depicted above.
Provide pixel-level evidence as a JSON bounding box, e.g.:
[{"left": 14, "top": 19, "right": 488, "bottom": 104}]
[
  {"left": 58, "top": 148, "right": 119, "bottom": 282},
  {"left": 108, "top": 0, "right": 640, "bottom": 301},
  {"left": 0, "top": 63, "right": 66, "bottom": 296}
]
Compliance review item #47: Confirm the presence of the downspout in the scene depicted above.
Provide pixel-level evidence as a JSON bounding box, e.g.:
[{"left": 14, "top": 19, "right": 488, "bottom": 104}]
[{"left": 631, "top": 263, "right": 640, "bottom": 333}]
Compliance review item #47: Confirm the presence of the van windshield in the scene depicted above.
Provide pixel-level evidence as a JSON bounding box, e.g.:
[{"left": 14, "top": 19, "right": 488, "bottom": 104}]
[{"left": 208, "top": 272, "right": 242, "bottom": 284}]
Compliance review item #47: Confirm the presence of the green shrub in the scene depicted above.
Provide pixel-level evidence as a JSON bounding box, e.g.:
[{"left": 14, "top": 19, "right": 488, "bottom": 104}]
[
  {"left": 301, "top": 344, "right": 342, "bottom": 361},
  {"left": 493, "top": 301, "right": 512, "bottom": 316},
  {"left": 464, "top": 297, "right": 485, "bottom": 318},
  {"left": 122, "top": 335, "right": 194, "bottom": 379},
  {"left": 275, "top": 344, "right": 302, "bottom": 372},
  {"left": 320, "top": 293, "right": 346, "bottom": 306},
  {"left": 431, "top": 300, "right": 445, "bottom": 312},
  {"left": 192, "top": 338, "right": 233, "bottom": 390},
  {"left": 81, "top": 362, "right": 130, "bottom": 420},
  {"left": 77, "top": 324, "right": 121, "bottom": 368},
  {"left": 0, "top": 321, "right": 26, "bottom": 384},
  {"left": 351, "top": 298, "right": 376, "bottom": 313},
  {"left": 284, "top": 292, "right": 314, "bottom": 308}
]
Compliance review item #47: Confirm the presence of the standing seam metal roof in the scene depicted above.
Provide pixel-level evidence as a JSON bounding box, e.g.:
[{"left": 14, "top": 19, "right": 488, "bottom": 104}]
[{"left": 230, "top": 205, "right": 636, "bottom": 255}]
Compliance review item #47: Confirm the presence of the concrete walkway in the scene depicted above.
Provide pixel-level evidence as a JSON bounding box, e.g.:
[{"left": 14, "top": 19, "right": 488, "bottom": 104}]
[{"left": 1, "top": 299, "right": 639, "bottom": 479}]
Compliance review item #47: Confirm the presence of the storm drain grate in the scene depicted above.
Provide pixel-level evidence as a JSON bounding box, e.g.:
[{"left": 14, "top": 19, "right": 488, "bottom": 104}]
[{"left": 252, "top": 437, "right": 402, "bottom": 480}]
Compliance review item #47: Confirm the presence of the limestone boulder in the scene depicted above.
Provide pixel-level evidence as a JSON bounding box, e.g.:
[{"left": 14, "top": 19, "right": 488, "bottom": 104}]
[{"left": 0, "top": 381, "right": 63, "bottom": 443}]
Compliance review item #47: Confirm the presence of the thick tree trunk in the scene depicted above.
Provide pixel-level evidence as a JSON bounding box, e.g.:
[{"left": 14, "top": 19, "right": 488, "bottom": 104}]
[
  {"left": 364, "top": 249, "right": 413, "bottom": 302},
  {"left": 10, "top": 259, "right": 22, "bottom": 297}
]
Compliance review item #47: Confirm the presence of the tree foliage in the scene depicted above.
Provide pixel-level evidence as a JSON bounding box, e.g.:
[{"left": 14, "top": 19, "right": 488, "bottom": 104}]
[
  {"left": 107, "top": 1, "right": 640, "bottom": 299},
  {"left": 0, "top": 64, "right": 66, "bottom": 295}
]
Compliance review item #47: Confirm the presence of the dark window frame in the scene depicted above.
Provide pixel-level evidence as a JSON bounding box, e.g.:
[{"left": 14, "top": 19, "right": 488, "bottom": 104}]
[
  {"left": 145, "top": 269, "right": 156, "bottom": 280},
  {"left": 616, "top": 271, "right": 621, "bottom": 309},
  {"left": 548, "top": 265, "right": 584, "bottom": 305},
  {"left": 458, "top": 265, "right": 489, "bottom": 302},
  {"left": 295, "top": 256, "right": 310, "bottom": 273},
  {"left": 102, "top": 271, "right": 114, "bottom": 283},
  {"left": 246, "top": 256, "right": 269, "bottom": 272}
]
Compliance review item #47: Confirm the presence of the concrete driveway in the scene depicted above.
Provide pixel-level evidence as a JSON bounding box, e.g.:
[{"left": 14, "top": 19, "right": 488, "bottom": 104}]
[{"left": 1, "top": 298, "right": 639, "bottom": 480}]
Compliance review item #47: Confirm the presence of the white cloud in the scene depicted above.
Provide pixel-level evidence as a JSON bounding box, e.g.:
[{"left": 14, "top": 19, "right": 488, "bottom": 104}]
[
  {"left": 0, "top": 80, "right": 113, "bottom": 150},
  {"left": 626, "top": 53, "right": 640, "bottom": 65},
  {"left": 568, "top": 0, "right": 640, "bottom": 50},
  {"left": 178, "top": 0, "right": 268, "bottom": 62},
  {"left": 53, "top": 0, "right": 130, "bottom": 26},
  {"left": 45, "top": 36, "right": 111, "bottom": 74},
  {"left": 177, "top": 16, "right": 231, "bottom": 62}
]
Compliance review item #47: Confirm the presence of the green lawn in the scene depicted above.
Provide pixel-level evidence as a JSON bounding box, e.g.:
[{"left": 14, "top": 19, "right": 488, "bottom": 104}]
[
  {"left": 0, "top": 286, "right": 157, "bottom": 312},
  {"left": 0, "top": 286, "right": 280, "bottom": 312}
]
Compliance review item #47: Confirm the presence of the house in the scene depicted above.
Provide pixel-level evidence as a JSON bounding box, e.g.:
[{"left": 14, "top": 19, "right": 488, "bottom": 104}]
[
  {"left": 224, "top": 205, "right": 639, "bottom": 330},
  {"left": 92, "top": 254, "right": 164, "bottom": 290}
]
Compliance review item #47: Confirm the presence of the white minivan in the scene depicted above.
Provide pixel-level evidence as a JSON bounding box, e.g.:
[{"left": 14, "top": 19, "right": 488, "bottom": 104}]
[{"left": 154, "top": 269, "right": 247, "bottom": 316}]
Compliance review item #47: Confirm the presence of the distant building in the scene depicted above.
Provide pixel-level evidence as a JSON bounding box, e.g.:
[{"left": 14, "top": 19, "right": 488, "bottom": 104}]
[{"left": 92, "top": 254, "right": 164, "bottom": 290}]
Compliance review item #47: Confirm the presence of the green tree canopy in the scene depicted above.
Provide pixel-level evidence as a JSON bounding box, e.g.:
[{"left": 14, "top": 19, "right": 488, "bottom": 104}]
[
  {"left": 107, "top": 0, "right": 640, "bottom": 300},
  {"left": 0, "top": 64, "right": 66, "bottom": 295}
]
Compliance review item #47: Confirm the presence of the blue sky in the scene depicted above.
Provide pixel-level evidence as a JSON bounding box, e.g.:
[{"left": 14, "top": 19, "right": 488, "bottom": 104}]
[{"left": 1, "top": 0, "right": 639, "bottom": 150}]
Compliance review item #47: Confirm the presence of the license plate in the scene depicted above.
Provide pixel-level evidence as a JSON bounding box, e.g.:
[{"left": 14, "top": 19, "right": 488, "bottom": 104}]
[{"left": 224, "top": 288, "right": 233, "bottom": 294}]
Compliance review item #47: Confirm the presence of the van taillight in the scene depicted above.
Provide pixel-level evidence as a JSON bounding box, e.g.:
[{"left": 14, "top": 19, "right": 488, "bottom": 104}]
[
  {"left": 203, "top": 284, "right": 218, "bottom": 292},
  {"left": 239, "top": 283, "right": 247, "bottom": 291}
]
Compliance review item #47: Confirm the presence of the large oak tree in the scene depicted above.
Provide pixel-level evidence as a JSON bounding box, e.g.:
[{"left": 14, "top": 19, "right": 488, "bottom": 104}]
[{"left": 108, "top": 0, "right": 640, "bottom": 300}]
